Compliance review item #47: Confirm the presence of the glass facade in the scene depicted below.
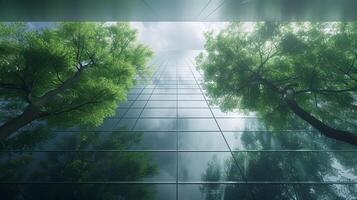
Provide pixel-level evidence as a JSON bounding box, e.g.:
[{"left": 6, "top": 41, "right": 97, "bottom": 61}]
[{"left": 0, "top": 51, "right": 356, "bottom": 199}]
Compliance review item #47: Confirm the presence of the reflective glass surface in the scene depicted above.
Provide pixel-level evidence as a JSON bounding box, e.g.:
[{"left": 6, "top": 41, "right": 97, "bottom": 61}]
[{"left": 1, "top": 51, "right": 356, "bottom": 199}]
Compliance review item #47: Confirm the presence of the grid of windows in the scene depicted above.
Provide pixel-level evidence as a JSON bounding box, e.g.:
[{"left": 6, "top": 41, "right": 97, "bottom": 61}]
[{"left": 1, "top": 51, "right": 356, "bottom": 199}]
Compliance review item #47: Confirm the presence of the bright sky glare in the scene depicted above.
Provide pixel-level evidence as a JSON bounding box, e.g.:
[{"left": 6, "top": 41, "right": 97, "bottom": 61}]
[
  {"left": 28, "top": 22, "right": 256, "bottom": 51},
  {"left": 129, "top": 22, "right": 228, "bottom": 51}
]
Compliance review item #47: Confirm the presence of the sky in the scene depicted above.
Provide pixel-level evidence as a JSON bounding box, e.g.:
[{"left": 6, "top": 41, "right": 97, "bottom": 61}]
[
  {"left": 130, "top": 22, "right": 228, "bottom": 51},
  {"left": 27, "top": 22, "right": 229, "bottom": 51}
]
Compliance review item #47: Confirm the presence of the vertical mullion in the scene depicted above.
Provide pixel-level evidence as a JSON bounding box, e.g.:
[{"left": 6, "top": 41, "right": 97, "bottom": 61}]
[
  {"left": 175, "top": 59, "right": 179, "bottom": 200},
  {"left": 131, "top": 58, "right": 168, "bottom": 130},
  {"left": 112, "top": 55, "right": 163, "bottom": 129},
  {"left": 187, "top": 58, "right": 247, "bottom": 182}
]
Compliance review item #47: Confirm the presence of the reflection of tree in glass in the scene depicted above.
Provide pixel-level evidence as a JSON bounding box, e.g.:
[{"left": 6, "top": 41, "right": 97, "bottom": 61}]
[
  {"left": 0, "top": 127, "right": 158, "bottom": 200},
  {"left": 197, "top": 22, "right": 357, "bottom": 145},
  {"left": 200, "top": 129, "right": 357, "bottom": 199},
  {"left": 0, "top": 22, "right": 153, "bottom": 140},
  {"left": 200, "top": 155, "right": 224, "bottom": 200}
]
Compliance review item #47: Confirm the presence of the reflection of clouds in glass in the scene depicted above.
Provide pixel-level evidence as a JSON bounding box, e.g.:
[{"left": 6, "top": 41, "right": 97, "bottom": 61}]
[
  {"left": 179, "top": 152, "right": 233, "bottom": 181},
  {"left": 130, "top": 22, "right": 228, "bottom": 51},
  {"left": 26, "top": 22, "right": 229, "bottom": 51},
  {"left": 27, "top": 22, "right": 54, "bottom": 30},
  {"left": 26, "top": 22, "right": 252, "bottom": 50}
]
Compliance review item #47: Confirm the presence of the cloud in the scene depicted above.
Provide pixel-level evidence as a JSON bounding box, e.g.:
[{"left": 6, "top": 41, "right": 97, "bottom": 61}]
[
  {"left": 26, "top": 22, "right": 231, "bottom": 51},
  {"left": 27, "top": 22, "right": 54, "bottom": 30},
  {"left": 130, "top": 22, "right": 228, "bottom": 51}
]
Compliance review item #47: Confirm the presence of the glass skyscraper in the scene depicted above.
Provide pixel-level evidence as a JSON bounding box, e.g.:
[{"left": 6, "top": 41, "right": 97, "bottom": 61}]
[{"left": 0, "top": 51, "right": 356, "bottom": 199}]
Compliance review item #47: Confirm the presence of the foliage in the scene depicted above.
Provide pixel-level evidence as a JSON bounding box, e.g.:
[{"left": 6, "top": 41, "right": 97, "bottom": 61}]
[
  {"left": 197, "top": 22, "right": 357, "bottom": 132},
  {"left": 0, "top": 128, "right": 157, "bottom": 200},
  {"left": 200, "top": 156, "right": 223, "bottom": 200},
  {"left": 199, "top": 128, "right": 357, "bottom": 200},
  {"left": 0, "top": 22, "right": 153, "bottom": 137}
]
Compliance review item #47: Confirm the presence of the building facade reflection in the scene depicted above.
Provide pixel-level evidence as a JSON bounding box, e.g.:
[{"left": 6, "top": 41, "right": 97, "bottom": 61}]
[{"left": 0, "top": 51, "right": 356, "bottom": 199}]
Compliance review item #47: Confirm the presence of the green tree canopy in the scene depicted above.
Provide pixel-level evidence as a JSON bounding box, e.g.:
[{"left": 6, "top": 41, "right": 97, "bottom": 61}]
[
  {"left": 197, "top": 22, "right": 357, "bottom": 145},
  {"left": 0, "top": 22, "right": 153, "bottom": 139}
]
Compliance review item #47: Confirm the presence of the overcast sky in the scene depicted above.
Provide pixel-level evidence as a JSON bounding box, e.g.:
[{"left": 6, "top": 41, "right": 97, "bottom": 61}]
[
  {"left": 130, "top": 22, "right": 228, "bottom": 51},
  {"left": 27, "top": 22, "right": 235, "bottom": 51}
]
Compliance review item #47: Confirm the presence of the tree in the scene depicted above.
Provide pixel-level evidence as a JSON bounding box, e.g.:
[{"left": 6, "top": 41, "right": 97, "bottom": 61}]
[
  {"left": 197, "top": 22, "right": 357, "bottom": 145},
  {"left": 199, "top": 156, "right": 224, "bottom": 200},
  {"left": 199, "top": 128, "right": 357, "bottom": 200},
  {"left": 0, "top": 128, "right": 158, "bottom": 199},
  {"left": 0, "top": 22, "right": 153, "bottom": 140}
]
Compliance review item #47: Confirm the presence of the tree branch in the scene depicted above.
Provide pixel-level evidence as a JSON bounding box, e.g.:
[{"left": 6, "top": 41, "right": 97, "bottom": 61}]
[
  {"left": 51, "top": 100, "right": 102, "bottom": 116},
  {"left": 0, "top": 82, "right": 24, "bottom": 91},
  {"left": 295, "top": 85, "right": 357, "bottom": 95},
  {"left": 286, "top": 97, "right": 357, "bottom": 146},
  {"left": 41, "top": 89, "right": 106, "bottom": 117},
  {"left": 37, "top": 38, "right": 96, "bottom": 106},
  {"left": 346, "top": 52, "right": 357, "bottom": 74}
]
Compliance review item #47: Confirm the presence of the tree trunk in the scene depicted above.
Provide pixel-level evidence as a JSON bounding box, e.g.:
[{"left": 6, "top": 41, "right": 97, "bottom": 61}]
[
  {"left": 0, "top": 105, "right": 40, "bottom": 140},
  {"left": 286, "top": 98, "right": 357, "bottom": 146}
]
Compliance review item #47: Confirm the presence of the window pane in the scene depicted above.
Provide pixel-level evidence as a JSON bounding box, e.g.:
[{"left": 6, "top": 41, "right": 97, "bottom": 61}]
[
  {"left": 178, "top": 101, "right": 208, "bottom": 108},
  {"left": 123, "top": 108, "right": 143, "bottom": 118},
  {"left": 147, "top": 101, "right": 176, "bottom": 108},
  {"left": 179, "top": 152, "right": 241, "bottom": 181},
  {"left": 145, "top": 84, "right": 156, "bottom": 88},
  {"left": 156, "top": 80, "right": 176, "bottom": 84},
  {"left": 178, "top": 84, "right": 198, "bottom": 89},
  {"left": 179, "top": 132, "right": 228, "bottom": 150},
  {"left": 131, "top": 101, "right": 147, "bottom": 108},
  {"left": 159, "top": 77, "right": 176, "bottom": 81},
  {"left": 129, "top": 132, "right": 177, "bottom": 150},
  {"left": 141, "top": 108, "right": 177, "bottom": 117},
  {"left": 216, "top": 118, "right": 265, "bottom": 131},
  {"left": 178, "top": 80, "right": 196, "bottom": 84},
  {"left": 178, "top": 109, "right": 212, "bottom": 117},
  {"left": 178, "top": 89, "right": 201, "bottom": 94},
  {"left": 156, "top": 85, "right": 176, "bottom": 88},
  {"left": 115, "top": 119, "right": 137, "bottom": 130},
  {"left": 141, "top": 88, "right": 154, "bottom": 94},
  {"left": 137, "top": 94, "right": 151, "bottom": 100},
  {"left": 154, "top": 88, "right": 177, "bottom": 94},
  {"left": 127, "top": 94, "right": 138, "bottom": 100},
  {"left": 134, "top": 119, "right": 177, "bottom": 131},
  {"left": 178, "top": 119, "right": 219, "bottom": 131},
  {"left": 178, "top": 95, "right": 205, "bottom": 100},
  {"left": 150, "top": 94, "right": 176, "bottom": 100}
]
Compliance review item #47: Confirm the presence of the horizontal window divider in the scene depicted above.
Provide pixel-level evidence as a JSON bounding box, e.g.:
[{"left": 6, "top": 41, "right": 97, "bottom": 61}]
[
  {"left": 129, "top": 93, "right": 204, "bottom": 95},
  {"left": 135, "top": 87, "right": 202, "bottom": 89},
  {"left": 51, "top": 130, "right": 319, "bottom": 133},
  {"left": 2, "top": 150, "right": 356, "bottom": 153},
  {"left": 140, "top": 84, "right": 202, "bottom": 85},
  {"left": 122, "top": 100, "right": 209, "bottom": 102},
  {"left": 0, "top": 181, "right": 355, "bottom": 185},
  {"left": 126, "top": 99, "right": 205, "bottom": 101},
  {"left": 152, "top": 76, "right": 197, "bottom": 77},
  {"left": 120, "top": 107, "right": 212, "bottom": 109},
  {"left": 117, "top": 117, "right": 259, "bottom": 119}
]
